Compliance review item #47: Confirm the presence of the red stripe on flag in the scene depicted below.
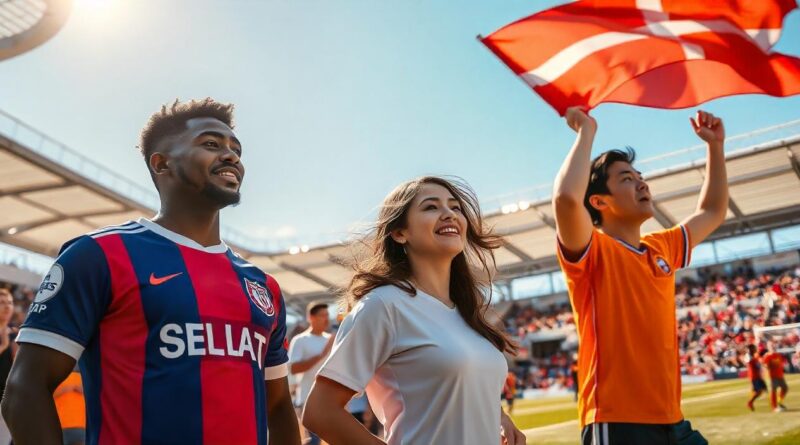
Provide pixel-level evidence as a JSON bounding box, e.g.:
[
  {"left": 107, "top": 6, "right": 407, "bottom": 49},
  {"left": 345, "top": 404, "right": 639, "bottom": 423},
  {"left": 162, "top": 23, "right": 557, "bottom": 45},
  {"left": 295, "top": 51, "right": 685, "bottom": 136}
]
[
  {"left": 94, "top": 234, "right": 146, "bottom": 445},
  {"left": 179, "top": 247, "right": 257, "bottom": 445}
]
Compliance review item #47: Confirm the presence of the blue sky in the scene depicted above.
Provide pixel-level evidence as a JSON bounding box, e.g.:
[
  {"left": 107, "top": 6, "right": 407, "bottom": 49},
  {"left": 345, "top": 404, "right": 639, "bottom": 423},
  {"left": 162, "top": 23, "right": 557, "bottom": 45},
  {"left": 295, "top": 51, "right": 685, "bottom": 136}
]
[{"left": 2, "top": 0, "right": 799, "bottom": 249}]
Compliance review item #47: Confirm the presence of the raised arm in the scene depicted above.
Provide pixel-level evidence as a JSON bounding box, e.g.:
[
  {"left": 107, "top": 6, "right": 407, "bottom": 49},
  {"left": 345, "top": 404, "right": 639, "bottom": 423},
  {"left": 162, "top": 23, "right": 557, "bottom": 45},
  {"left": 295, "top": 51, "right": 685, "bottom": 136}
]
[
  {"left": 2, "top": 344, "right": 76, "bottom": 445},
  {"left": 682, "top": 110, "right": 728, "bottom": 248},
  {"left": 553, "top": 107, "right": 597, "bottom": 260}
]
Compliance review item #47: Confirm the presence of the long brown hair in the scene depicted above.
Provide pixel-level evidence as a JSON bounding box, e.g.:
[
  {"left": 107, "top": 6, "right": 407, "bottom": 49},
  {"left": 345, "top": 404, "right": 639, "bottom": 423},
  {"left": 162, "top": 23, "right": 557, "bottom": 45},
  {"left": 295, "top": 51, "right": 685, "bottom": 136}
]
[{"left": 344, "top": 176, "right": 517, "bottom": 354}]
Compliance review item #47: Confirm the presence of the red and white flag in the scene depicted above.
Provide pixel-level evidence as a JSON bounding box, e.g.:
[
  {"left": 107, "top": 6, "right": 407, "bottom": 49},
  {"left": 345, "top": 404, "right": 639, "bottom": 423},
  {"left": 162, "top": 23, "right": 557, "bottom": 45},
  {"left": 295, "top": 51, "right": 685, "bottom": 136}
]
[{"left": 480, "top": 0, "right": 800, "bottom": 115}]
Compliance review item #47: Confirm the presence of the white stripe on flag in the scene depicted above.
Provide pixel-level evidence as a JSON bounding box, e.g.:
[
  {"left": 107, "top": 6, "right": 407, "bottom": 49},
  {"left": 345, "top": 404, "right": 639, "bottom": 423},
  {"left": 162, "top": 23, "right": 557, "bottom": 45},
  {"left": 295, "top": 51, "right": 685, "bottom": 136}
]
[
  {"left": 636, "top": 0, "right": 663, "bottom": 11},
  {"left": 520, "top": 32, "right": 648, "bottom": 87},
  {"left": 637, "top": 0, "right": 668, "bottom": 23},
  {"left": 637, "top": 19, "right": 753, "bottom": 59},
  {"left": 639, "top": 20, "right": 712, "bottom": 59},
  {"left": 522, "top": 19, "right": 774, "bottom": 86},
  {"left": 745, "top": 28, "right": 782, "bottom": 50},
  {"left": 680, "top": 42, "right": 705, "bottom": 60},
  {"left": 637, "top": 19, "right": 746, "bottom": 40}
]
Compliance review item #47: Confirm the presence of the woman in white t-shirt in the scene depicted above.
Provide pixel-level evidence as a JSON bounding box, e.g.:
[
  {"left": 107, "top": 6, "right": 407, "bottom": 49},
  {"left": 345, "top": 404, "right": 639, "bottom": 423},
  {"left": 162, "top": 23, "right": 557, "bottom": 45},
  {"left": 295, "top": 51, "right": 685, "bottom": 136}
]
[{"left": 303, "top": 176, "right": 526, "bottom": 445}]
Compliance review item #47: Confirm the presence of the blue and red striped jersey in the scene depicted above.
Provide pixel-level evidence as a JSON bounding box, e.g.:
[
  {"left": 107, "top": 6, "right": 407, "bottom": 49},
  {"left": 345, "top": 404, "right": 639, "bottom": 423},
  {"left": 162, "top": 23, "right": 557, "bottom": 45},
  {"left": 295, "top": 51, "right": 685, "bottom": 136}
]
[{"left": 18, "top": 219, "right": 289, "bottom": 445}]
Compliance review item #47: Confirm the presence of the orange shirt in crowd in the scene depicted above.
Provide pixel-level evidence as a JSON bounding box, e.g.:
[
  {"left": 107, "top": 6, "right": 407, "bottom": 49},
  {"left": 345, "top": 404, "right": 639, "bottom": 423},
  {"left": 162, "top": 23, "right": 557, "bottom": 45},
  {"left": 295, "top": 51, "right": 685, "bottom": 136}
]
[
  {"left": 557, "top": 225, "right": 691, "bottom": 427},
  {"left": 54, "top": 371, "right": 86, "bottom": 429},
  {"left": 504, "top": 372, "right": 517, "bottom": 398},
  {"left": 762, "top": 352, "right": 785, "bottom": 379}
]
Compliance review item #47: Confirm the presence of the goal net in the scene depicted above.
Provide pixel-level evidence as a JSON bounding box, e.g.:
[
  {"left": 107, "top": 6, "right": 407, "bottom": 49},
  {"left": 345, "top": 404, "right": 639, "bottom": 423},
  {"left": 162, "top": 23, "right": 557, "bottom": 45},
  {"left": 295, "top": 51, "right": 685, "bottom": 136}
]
[{"left": 754, "top": 322, "right": 800, "bottom": 355}]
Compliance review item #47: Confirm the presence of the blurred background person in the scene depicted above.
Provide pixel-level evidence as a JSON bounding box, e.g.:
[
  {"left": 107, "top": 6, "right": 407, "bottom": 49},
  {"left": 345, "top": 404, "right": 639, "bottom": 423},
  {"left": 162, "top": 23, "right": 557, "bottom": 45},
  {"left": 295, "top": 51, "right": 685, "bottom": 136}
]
[
  {"left": 53, "top": 367, "right": 85, "bottom": 445},
  {"left": 0, "top": 288, "right": 16, "bottom": 445},
  {"left": 289, "top": 301, "right": 334, "bottom": 445}
]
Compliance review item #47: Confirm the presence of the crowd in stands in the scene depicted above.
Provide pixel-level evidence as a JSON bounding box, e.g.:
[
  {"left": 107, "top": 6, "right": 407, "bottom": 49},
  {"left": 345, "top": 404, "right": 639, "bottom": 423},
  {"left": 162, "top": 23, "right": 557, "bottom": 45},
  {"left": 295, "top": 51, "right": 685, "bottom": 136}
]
[
  {"left": 677, "top": 265, "right": 800, "bottom": 378},
  {"left": 0, "top": 281, "right": 35, "bottom": 330},
  {"left": 506, "top": 302, "right": 574, "bottom": 338},
  {"left": 504, "top": 264, "right": 800, "bottom": 391}
]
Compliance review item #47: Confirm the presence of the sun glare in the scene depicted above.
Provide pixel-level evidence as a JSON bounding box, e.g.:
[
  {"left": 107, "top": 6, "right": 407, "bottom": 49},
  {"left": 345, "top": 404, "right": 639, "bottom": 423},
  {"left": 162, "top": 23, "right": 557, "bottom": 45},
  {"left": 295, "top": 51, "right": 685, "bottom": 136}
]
[
  {"left": 73, "top": 0, "right": 119, "bottom": 18},
  {"left": 71, "top": 0, "right": 124, "bottom": 31}
]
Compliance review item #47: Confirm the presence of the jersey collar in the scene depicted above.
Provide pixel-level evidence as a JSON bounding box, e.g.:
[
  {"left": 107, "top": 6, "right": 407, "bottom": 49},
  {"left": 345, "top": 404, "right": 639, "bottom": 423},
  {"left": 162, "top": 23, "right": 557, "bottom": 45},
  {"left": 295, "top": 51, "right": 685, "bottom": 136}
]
[
  {"left": 138, "top": 218, "right": 229, "bottom": 254},
  {"left": 612, "top": 237, "right": 647, "bottom": 255}
]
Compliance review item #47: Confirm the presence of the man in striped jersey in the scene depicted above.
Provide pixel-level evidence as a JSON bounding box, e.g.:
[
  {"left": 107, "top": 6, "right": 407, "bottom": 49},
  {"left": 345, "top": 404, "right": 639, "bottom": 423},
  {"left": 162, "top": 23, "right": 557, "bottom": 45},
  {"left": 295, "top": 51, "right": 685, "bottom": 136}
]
[{"left": 2, "top": 99, "right": 301, "bottom": 445}]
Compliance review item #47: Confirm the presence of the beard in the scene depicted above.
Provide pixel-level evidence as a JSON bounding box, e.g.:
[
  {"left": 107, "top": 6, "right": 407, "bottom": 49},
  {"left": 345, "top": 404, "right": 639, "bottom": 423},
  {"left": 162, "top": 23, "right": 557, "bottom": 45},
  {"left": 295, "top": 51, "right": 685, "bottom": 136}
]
[
  {"left": 201, "top": 182, "right": 241, "bottom": 207},
  {"left": 176, "top": 165, "right": 241, "bottom": 208}
]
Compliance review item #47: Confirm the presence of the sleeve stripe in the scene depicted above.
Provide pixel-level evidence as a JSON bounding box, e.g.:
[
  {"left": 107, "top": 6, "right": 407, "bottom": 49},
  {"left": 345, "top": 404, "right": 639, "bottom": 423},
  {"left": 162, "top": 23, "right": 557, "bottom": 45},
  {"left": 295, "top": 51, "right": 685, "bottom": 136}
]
[
  {"left": 680, "top": 225, "right": 690, "bottom": 269},
  {"left": 16, "top": 328, "right": 84, "bottom": 360},
  {"left": 557, "top": 235, "right": 593, "bottom": 264},
  {"left": 264, "top": 363, "right": 289, "bottom": 380}
]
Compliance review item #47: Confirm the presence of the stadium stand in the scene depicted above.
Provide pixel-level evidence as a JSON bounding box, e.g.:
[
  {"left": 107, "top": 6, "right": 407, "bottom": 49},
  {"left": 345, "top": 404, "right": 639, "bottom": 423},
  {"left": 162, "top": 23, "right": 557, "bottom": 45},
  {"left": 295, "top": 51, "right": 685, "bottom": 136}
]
[
  {"left": 503, "top": 262, "right": 800, "bottom": 391},
  {"left": 0, "top": 0, "right": 72, "bottom": 62}
]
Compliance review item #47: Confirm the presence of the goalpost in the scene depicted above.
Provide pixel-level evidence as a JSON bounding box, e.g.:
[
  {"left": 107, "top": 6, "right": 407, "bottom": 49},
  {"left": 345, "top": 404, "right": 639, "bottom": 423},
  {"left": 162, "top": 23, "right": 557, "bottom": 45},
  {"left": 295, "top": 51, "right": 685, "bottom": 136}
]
[{"left": 754, "top": 322, "right": 800, "bottom": 354}]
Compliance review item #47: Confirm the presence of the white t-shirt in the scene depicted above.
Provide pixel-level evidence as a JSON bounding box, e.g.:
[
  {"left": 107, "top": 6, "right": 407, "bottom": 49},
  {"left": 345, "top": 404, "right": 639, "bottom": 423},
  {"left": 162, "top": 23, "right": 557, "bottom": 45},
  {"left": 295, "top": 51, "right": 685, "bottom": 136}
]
[
  {"left": 318, "top": 285, "right": 507, "bottom": 445},
  {"left": 288, "top": 330, "right": 331, "bottom": 406}
]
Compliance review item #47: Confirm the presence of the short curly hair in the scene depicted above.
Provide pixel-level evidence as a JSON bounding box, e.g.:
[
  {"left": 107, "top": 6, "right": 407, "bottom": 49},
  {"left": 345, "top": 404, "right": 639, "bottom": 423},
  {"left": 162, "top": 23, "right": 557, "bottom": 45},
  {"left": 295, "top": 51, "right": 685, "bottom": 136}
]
[{"left": 138, "top": 98, "right": 235, "bottom": 177}]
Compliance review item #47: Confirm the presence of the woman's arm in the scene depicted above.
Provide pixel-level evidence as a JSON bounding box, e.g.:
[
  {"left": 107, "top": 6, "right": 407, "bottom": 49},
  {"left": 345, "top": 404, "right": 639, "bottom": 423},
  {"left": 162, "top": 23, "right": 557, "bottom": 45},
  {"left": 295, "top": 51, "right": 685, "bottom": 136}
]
[
  {"left": 500, "top": 409, "right": 526, "bottom": 445},
  {"left": 303, "top": 377, "right": 384, "bottom": 445}
]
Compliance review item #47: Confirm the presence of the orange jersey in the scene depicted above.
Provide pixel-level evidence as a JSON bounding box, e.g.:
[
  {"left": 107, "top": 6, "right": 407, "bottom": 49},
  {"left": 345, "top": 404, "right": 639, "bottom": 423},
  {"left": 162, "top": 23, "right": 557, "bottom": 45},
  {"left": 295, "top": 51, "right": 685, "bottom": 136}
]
[
  {"left": 557, "top": 225, "right": 690, "bottom": 427},
  {"left": 504, "top": 373, "right": 517, "bottom": 398},
  {"left": 762, "top": 352, "right": 785, "bottom": 379},
  {"left": 54, "top": 372, "right": 86, "bottom": 429}
]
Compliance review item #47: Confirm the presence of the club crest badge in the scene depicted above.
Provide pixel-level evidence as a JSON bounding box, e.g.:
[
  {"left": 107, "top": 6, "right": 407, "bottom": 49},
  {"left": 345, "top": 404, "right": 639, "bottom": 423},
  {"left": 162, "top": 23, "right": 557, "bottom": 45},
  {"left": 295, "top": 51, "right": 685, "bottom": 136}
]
[
  {"left": 655, "top": 256, "right": 672, "bottom": 275},
  {"left": 245, "top": 278, "right": 275, "bottom": 316}
]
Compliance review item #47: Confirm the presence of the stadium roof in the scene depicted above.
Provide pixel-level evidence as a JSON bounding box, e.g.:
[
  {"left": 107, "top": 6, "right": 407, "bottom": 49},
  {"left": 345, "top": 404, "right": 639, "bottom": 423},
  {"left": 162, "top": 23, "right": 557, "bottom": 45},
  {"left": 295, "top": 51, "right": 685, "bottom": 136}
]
[
  {"left": 2, "top": 108, "right": 800, "bottom": 306},
  {"left": 0, "top": 0, "right": 72, "bottom": 61}
]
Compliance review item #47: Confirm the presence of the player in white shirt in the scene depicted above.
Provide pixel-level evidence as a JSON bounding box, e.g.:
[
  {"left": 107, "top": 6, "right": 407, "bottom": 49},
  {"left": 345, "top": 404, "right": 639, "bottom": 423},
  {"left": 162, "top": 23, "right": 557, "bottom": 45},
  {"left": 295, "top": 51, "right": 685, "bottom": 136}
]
[
  {"left": 303, "top": 176, "right": 526, "bottom": 445},
  {"left": 289, "top": 301, "right": 334, "bottom": 445}
]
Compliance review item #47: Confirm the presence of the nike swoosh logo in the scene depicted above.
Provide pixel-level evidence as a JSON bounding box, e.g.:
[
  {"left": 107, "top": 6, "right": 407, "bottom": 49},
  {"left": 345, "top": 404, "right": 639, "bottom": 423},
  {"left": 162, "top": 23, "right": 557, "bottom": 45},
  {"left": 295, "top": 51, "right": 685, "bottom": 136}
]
[{"left": 149, "top": 272, "right": 183, "bottom": 286}]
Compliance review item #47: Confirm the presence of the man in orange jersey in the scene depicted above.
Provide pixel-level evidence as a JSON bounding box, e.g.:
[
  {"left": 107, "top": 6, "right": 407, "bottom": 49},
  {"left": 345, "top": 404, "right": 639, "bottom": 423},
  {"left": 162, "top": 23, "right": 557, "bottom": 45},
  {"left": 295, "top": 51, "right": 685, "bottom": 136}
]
[
  {"left": 746, "top": 344, "right": 767, "bottom": 411},
  {"left": 553, "top": 107, "right": 728, "bottom": 445},
  {"left": 762, "top": 342, "right": 789, "bottom": 412}
]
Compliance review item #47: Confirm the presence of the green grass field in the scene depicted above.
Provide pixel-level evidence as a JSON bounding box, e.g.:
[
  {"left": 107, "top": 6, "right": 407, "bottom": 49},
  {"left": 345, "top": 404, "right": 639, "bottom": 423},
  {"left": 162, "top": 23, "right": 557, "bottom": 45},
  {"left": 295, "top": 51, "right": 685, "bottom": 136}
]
[{"left": 510, "top": 374, "right": 800, "bottom": 444}]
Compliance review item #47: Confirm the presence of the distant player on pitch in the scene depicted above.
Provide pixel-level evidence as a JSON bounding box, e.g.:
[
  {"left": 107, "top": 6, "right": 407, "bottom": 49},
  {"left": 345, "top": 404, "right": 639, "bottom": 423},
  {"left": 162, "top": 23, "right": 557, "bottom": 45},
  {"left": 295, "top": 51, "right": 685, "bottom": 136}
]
[
  {"left": 746, "top": 344, "right": 768, "bottom": 411},
  {"left": 762, "top": 341, "right": 789, "bottom": 412}
]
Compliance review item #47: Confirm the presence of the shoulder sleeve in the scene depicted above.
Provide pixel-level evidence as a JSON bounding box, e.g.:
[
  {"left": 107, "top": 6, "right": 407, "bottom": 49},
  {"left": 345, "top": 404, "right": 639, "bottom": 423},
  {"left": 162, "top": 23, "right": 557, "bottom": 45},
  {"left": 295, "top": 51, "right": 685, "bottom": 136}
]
[
  {"left": 317, "top": 292, "right": 395, "bottom": 393},
  {"left": 645, "top": 225, "right": 692, "bottom": 270},
  {"left": 263, "top": 274, "right": 289, "bottom": 380},
  {"left": 17, "top": 236, "right": 112, "bottom": 360},
  {"left": 556, "top": 229, "right": 598, "bottom": 277}
]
